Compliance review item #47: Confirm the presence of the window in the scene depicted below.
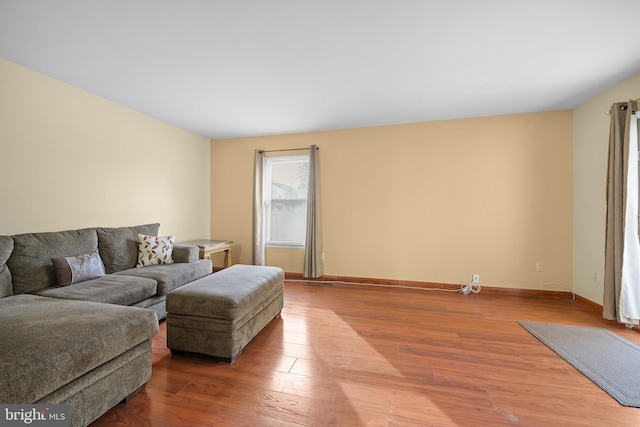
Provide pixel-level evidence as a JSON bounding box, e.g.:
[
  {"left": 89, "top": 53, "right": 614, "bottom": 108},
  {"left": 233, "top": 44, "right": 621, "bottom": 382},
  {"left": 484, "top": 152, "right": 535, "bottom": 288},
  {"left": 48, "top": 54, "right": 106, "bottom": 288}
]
[{"left": 264, "top": 155, "right": 309, "bottom": 247}]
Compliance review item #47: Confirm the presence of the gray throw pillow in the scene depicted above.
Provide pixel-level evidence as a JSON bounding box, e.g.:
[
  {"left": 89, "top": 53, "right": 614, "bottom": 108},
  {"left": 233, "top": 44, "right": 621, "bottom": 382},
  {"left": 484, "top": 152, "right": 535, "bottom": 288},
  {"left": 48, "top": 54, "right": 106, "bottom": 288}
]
[{"left": 51, "top": 250, "right": 106, "bottom": 286}]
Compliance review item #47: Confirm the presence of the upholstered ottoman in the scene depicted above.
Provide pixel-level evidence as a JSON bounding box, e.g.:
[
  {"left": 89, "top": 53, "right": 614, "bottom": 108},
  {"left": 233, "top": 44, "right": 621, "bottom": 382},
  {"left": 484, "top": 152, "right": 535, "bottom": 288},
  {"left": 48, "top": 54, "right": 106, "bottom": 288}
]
[{"left": 166, "top": 264, "right": 284, "bottom": 363}]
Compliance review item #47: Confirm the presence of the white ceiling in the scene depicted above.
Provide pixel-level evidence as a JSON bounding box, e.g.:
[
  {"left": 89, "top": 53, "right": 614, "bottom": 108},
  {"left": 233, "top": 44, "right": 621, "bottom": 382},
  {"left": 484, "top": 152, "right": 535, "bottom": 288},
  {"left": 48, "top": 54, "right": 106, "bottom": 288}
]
[{"left": 1, "top": 1, "right": 640, "bottom": 139}]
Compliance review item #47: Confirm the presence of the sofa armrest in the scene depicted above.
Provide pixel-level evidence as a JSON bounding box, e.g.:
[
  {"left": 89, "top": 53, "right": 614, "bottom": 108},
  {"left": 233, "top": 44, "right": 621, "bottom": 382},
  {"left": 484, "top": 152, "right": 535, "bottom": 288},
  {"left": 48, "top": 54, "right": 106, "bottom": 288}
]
[{"left": 172, "top": 244, "right": 200, "bottom": 263}]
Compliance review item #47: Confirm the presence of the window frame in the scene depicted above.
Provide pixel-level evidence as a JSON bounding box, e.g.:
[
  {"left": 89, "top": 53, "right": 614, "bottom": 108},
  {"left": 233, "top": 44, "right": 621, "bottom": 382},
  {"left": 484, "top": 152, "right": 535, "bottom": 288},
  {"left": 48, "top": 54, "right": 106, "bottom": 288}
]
[{"left": 263, "top": 154, "right": 309, "bottom": 248}]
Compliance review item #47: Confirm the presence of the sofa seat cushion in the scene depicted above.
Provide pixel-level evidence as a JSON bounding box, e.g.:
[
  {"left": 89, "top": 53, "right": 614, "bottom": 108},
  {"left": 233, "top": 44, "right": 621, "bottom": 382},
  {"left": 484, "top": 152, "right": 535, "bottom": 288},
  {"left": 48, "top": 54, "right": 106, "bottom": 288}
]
[
  {"left": 0, "top": 294, "right": 158, "bottom": 403},
  {"left": 115, "top": 259, "right": 212, "bottom": 296},
  {"left": 33, "top": 275, "right": 158, "bottom": 306}
]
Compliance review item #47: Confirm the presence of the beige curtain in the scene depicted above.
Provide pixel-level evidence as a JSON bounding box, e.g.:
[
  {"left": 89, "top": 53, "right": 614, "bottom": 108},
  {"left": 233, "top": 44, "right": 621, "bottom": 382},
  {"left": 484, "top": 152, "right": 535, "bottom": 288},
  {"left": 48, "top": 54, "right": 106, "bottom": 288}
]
[
  {"left": 604, "top": 100, "right": 638, "bottom": 323},
  {"left": 252, "top": 149, "right": 265, "bottom": 266},
  {"left": 304, "top": 145, "right": 323, "bottom": 278}
]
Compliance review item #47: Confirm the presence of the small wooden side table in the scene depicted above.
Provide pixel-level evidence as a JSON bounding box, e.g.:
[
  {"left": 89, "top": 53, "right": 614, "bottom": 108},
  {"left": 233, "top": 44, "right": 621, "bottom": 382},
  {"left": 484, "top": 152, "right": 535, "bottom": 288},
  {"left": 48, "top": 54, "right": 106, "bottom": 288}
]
[{"left": 182, "top": 239, "right": 233, "bottom": 268}]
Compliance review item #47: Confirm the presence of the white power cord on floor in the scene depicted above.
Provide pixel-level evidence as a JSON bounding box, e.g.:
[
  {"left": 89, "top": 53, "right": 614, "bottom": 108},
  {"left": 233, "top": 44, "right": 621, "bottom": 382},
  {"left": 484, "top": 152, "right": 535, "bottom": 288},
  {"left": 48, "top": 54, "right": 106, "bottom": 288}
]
[
  {"left": 541, "top": 282, "right": 575, "bottom": 301},
  {"left": 287, "top": 278, "right": 482, "bottom": 294},
  {"left": 460, "top": 282, "right": 481, "bottom": 294}
]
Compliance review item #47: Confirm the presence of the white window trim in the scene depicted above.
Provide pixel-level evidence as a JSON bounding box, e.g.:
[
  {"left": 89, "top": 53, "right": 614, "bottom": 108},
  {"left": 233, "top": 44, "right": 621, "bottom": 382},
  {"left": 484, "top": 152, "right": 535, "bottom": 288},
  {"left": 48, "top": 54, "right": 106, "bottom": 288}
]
[{"left": 264, "top": 154, "right": 309, "bottom": 248}]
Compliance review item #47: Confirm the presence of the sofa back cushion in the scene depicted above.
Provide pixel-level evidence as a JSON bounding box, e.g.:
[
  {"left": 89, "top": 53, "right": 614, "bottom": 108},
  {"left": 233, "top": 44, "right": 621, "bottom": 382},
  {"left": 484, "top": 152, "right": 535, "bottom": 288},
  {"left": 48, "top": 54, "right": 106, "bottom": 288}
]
[
  {"left": 8, "top": 228, "right": 98, "bottom": 294},
  {"left": 97, "top": 223, "right": 160, "bottom": 274},
  {"left": 0, "top": 236, "right": 14, "bottom": 298}
]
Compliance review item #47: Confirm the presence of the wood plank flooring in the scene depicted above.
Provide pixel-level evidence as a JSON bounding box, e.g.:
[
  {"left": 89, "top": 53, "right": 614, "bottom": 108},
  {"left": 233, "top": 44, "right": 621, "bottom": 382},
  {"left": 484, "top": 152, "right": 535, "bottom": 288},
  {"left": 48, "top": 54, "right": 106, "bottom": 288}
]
[{"left": 91, "top": 281, "right": 640, "bottom": 426}]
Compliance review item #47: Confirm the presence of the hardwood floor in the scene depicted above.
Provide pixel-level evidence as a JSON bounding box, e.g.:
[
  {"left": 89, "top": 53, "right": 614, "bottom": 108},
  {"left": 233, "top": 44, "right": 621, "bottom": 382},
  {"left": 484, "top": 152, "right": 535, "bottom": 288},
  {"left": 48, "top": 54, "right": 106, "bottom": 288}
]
[{"left": 92, "top": 281, "right": 640, "bottom": 426}]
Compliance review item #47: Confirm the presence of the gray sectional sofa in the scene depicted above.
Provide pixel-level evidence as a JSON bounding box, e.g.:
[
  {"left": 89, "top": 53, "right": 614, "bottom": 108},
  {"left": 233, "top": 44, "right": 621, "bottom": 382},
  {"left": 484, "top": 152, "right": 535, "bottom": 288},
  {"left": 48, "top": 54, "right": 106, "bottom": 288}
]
[{"left": 0, "top": 223, "right": 212, "bottom": 427}]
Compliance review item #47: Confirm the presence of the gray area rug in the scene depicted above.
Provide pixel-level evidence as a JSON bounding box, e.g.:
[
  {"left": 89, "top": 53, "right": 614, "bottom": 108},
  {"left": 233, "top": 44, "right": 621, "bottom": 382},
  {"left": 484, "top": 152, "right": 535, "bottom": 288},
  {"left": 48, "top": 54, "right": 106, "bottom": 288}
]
[{"left": 519, "top": 321, "right": 640, "bottom": 407}]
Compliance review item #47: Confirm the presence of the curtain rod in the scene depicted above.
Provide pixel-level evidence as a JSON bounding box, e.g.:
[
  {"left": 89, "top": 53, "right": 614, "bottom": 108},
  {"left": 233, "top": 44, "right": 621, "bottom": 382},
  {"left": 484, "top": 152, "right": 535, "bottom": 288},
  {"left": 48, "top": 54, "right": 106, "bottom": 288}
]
[
  {"left": 258, "top": 146, "right": 318, "bottom": 154},
  {"left": 619, "top": 98, "right": 640, "bottom": 111},
  {"left": 606, "top": 98, "right": 640, "bottom": 115}
]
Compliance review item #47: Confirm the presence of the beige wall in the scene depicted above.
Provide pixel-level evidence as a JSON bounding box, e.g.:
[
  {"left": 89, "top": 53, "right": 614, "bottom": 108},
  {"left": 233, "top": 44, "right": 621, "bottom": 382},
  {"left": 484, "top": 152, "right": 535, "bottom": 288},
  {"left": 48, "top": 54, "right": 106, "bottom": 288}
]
[
  {"left": 212, "top": 111, "right": 573, "bottom": 289},
  {"left": 0, "top": 58, "right": 211, "bottom": 240},
  {"left": 574, "top": 72, "right": 640, "bottom": 304}
]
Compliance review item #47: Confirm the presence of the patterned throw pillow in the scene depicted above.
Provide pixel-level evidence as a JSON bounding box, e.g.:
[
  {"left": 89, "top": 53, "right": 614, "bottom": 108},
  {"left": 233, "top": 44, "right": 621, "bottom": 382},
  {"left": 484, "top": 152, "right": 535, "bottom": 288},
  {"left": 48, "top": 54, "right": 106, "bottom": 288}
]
[
  {"left": 137, "top": 234, "right": 175, "bottom": 267},
  {"left": 51, "top": 249, "right": 106, "bottom": 286}
]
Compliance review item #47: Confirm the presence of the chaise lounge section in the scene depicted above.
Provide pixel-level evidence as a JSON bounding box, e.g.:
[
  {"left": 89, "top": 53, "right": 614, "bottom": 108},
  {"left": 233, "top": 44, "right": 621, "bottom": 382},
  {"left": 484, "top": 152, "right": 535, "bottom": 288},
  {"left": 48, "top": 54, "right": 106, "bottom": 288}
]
[{"left": 0, "top": 294, "right": 158, "bottom": 427}]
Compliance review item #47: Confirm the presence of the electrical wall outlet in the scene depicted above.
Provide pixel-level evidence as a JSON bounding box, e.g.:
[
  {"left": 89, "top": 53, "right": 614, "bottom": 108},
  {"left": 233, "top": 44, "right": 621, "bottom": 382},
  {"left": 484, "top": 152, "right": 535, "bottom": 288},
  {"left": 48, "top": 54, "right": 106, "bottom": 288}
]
[
  {"left": 536, "top": 262, "right": 544, "bottom": 272},
  {"left": 472, "top": 274, "right": 480, "bottom": 284}
]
